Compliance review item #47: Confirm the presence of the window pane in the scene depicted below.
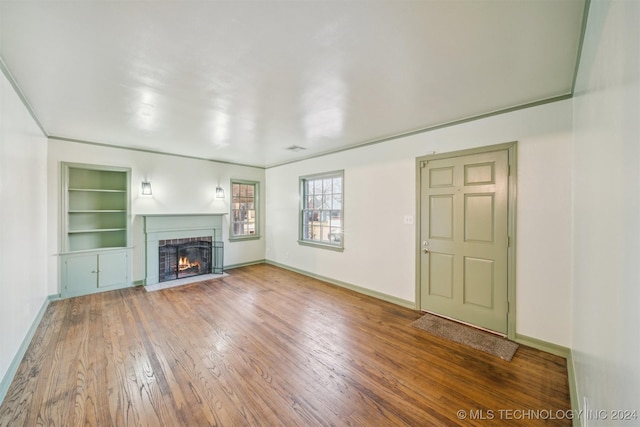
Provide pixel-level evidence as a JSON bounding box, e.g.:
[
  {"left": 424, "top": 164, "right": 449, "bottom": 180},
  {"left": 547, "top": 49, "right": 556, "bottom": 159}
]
[
  {"left": 317, "top": 223, "right": 324, "bottom": 242},
  {"left": 322, "top": 195, "right": 331, "bottom": 210},
  {"left": 323, "top": 178, "right": 332, "bottom": 195},
  {"left": 329, "top": 227, "right": 341, "bottom": 243},
  {"left": 330, "top": 211, "right": 342, "bottom": 227},
  {"left": 309, "top": 222, "right": 319, "bottom": 240},
  {"left": 332, "top": 195, "right": 342, "bottom": 210},
  {"left": 332, "top": 177, "right": 342, "bottom": 194}
]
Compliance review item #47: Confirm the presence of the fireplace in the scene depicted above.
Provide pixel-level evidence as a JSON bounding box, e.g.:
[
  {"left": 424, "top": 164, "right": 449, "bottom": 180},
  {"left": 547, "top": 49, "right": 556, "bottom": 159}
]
[
  {"left": 158, "top": 237, "right": 223, "bottom": 282},
  {"left": 142, "top": 214, "right": 225, "bottom": 285}
]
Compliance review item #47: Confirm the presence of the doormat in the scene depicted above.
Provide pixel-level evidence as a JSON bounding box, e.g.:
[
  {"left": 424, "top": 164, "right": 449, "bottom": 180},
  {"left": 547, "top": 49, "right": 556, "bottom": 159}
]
[
  {"left": 145, "top": 273, "right": 228, "bottom": 292},
  {"left": 411, "top": 313, "right": 519, "bottom": 361}
]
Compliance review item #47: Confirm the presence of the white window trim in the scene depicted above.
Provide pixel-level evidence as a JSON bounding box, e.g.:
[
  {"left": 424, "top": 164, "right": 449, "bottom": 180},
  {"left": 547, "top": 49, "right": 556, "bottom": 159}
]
[
  {"left": 229, "top": 179, "right": 261, "bottom": 241},
  {"left": 298, "top": 170, "right": 344, "bottom": 252}
]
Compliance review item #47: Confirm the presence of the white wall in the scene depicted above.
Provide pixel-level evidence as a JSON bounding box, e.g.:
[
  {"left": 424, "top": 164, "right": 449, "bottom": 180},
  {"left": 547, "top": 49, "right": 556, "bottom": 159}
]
[
  {"left": 572, "top": 0, "right": 640, "bottom": 419},
  {"left": 0, "top": 69, "right": 49, "bottom": 386},
  {"left": 47, "top": 140, "right": 265, "bottom": 295},
  {"left": 266, "top": 99, "right": 573, "bottom": 346}
]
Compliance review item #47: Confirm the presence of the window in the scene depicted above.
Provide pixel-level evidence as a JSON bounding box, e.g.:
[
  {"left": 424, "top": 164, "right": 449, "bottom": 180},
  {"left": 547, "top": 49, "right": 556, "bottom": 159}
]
[
  {"left": 230, "top": 180, "right": 259, "bottom": 240},
  {"left": 300, "top": 171, "right": 343, "bottom": 250}
]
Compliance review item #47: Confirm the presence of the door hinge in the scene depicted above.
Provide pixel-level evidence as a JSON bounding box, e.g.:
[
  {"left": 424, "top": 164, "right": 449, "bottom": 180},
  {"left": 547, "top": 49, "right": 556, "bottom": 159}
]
[
  {"left": 506, "top": 301, "right": 510, "bottom": 313},
  {"left": 507, "top": 236, "right": 511, "bottom": 247},
  {"left": 420, "top": 161, "right": 427, "bottom": 168},
  {"left": 508, "top": 165, "right": 512, "bottom": 176}
]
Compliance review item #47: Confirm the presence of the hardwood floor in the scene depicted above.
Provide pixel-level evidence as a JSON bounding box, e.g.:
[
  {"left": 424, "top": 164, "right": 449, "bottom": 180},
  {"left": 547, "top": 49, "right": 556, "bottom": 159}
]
[{"left": 0, "top": 264, "right": 571, "bottom": 426}]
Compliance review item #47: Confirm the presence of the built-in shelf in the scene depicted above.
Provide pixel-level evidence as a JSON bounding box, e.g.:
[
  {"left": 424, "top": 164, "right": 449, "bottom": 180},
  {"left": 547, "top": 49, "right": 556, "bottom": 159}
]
[
  {"left": 60, "top": 163, "right": 132, "bottom": 297},
  {"left": 69, "top": 210, "right": 127, "bottom": 213},
  {"left": 68, "top": 228, "right": 128, "bottom": 234},
  {"left": 68, "top": 188, "right": 127, "bottom": 193},
  {"left": 63, "top": 164, "right": 130, "bottom": 253}
]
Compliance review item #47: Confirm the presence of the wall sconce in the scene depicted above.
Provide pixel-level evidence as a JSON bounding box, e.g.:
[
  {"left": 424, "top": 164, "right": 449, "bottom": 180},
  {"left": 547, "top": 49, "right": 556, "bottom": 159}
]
[
  {"left": 215, "top": 186, "right": 225, "bottom": 199},
  {"left": 141, "top": 181, "right": 152, "bottom": 196}
]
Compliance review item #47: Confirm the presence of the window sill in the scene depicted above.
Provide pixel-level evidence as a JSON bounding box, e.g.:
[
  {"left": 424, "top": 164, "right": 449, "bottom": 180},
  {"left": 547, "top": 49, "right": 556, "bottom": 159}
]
[
  {"left": 229, "top": 235, "right": 262, "bottom": 242},
  {"left": 297, "top": 240, "right": 344, "bottom": 252}
]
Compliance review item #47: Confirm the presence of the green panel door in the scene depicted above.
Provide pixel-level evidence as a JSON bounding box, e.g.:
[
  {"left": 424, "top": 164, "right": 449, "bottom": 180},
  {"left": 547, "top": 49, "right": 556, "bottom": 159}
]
[
  {"left": 420, "top": 149, "right": 509, "bottom": 334},
  {"left": 98, "top": 251, "right": 129, "bottom": 288},
  {"left": 63, "top": 254, "right": 98, "bottom": 296}
]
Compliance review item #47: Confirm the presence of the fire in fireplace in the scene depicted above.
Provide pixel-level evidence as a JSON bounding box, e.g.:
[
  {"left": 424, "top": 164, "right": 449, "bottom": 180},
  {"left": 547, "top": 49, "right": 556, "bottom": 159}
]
[
  {"left": 178, "top": 256, "right": 200, "bottom": 273},
  {"left": 158, "top": 237, "right": 223, "bottom": 282}
]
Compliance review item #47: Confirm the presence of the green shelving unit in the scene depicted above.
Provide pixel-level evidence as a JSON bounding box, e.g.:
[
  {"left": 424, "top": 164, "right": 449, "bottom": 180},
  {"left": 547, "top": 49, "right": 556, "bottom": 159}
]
[{"left": 60, "top": 163, "right": 132, "bottom": 297}]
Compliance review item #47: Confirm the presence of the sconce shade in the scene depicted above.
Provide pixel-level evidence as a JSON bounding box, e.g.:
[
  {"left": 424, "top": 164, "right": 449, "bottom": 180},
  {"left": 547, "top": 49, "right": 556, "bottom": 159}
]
[
  {"left": 216, "top": 186, "right": 225, "bottom": 199},
  {"left": 141, "top": 181, "right": 152, "bottom": 196}
]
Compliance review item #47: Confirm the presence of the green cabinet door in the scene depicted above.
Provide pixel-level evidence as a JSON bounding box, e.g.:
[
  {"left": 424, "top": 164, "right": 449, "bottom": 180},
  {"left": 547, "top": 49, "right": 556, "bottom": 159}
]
[
  {"left": 98, "top": 251, "right": 129, "bottom": 288},
  {"left": 63, "top": 254, "right": 99, "bottom": 297},
  {"left": 61, "top": 249, "right": 131, "bottom": 297}
]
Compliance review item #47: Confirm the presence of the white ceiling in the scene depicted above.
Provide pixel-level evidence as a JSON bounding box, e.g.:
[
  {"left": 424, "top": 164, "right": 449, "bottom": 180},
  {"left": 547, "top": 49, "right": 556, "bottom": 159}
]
[{"left": 0, "top": 0, "right": 586, "bottom": 168}]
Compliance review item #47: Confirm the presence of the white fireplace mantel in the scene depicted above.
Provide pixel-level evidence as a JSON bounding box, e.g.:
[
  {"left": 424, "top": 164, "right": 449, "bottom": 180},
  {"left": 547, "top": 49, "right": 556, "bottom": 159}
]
[{"left": 141, "top": 213, "right": 226, "bottom": 285}]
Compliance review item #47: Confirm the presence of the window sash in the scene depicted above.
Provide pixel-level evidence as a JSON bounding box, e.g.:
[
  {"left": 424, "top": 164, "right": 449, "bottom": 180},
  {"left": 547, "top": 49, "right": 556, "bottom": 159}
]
[
  {"left": 230, "top": 181, "right": 259, "bottom": 238},
  {"left": 300, "top": 171, "right": 343, "bottom": 248}
]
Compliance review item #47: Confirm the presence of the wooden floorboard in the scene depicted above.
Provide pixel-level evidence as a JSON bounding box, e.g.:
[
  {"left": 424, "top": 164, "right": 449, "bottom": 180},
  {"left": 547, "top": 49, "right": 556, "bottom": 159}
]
[{"left": 0, "top": 264, "right": 571, "bottom": 426}]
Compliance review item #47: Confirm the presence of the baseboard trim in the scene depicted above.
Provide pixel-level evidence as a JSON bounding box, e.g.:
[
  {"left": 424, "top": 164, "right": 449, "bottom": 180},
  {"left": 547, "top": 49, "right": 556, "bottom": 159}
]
[
  {"left": 566, "top": 351, "right": 580, "bottom": 427},
  {"left": 515, "top": 334, "right": 578, "bottom": 422},
  {"left": 224, "top": 259, "right": 266, "bottom": 270},
  {"left": 0, "top": 295, "right": 54, "bottom": 405},
  {"left": 265, "top": 260, "right": 415, "bottom": 310},
  {"left": 514, "top": 334, "right": 570, "bottom": 358}
]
